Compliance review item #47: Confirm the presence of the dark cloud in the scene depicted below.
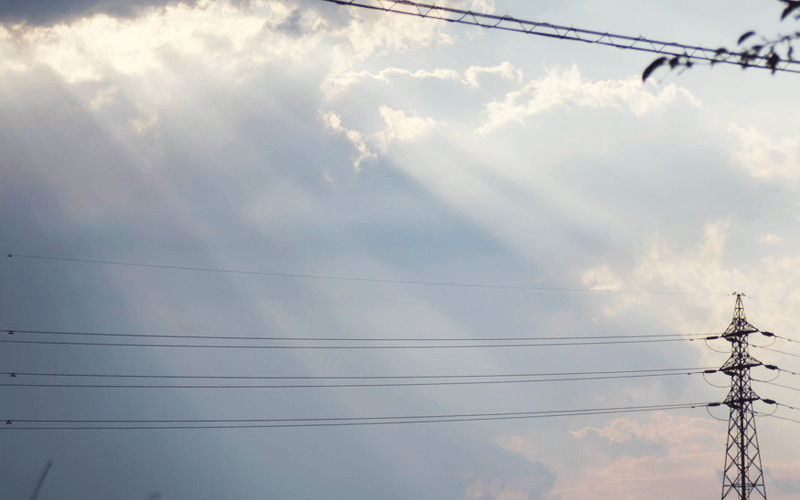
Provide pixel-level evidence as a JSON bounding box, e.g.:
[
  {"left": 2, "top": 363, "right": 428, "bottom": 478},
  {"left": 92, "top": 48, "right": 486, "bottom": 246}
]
[{"left": 0, "top": 0, "right": 205, "bottom": 25}]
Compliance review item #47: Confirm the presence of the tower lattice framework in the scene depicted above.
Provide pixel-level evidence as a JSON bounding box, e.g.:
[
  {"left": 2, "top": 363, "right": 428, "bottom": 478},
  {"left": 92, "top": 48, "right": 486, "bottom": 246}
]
[{"left": 720, "top": 294, "right": 767, "bottom": 500}]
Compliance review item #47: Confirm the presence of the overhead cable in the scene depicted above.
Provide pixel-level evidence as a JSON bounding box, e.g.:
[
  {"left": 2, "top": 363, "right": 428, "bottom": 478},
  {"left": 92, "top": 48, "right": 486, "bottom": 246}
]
[
  {"left": 1, "top": 366, "right": 708, "bottom": 380},
  {"left": 754, "top": 380, "right": 800, "bottom": 393},
  {"left": 318, "top": 0, "right": 800, "bottom": 75},
  {"left": 2, "top": 253, "right": 727, "bottom": 295},
  {"left": 1, "top": 401, "right": 713, "bottom": 430},
  {"left": 0, "top": 370, "right": 705, "bottom": 389},
  {"left": 0, "top": 337, "right": 704, "bottom": 349},
  {"left": 754, "top": 346, "right": 800, "bottom": 359},
  {"left": 2, "top": 329, "right": 712, "bottom": 342}
]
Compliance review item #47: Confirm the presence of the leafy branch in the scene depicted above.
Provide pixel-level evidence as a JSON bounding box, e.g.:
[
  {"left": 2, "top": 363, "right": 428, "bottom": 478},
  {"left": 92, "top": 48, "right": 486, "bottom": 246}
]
[{"left": 643, "top": 1, "right": 800, "bottom": 81}]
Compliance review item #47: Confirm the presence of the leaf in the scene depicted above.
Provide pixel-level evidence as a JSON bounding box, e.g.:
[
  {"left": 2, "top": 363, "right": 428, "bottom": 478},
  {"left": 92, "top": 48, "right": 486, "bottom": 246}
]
[
  {"left": 739, "top": 51, "right": 751, "bottom": 68},
  {"left": 642, "top": 57, "right": 667, "bottom": 82},
  {"left": 738, "top": 31, "right": 756, "bottom": 45},
  {"left": 781, "top": 1, "right": 800, "bottom": 21},
  {"left": 767, "top": 52, "right": 780, "bottom": 73}
]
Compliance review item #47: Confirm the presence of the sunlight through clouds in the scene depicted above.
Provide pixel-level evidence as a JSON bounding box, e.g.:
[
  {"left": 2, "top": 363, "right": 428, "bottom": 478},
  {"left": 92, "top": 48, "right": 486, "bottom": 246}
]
[{"left": 3, "top": 0, "right": 800, "bottom": 499}]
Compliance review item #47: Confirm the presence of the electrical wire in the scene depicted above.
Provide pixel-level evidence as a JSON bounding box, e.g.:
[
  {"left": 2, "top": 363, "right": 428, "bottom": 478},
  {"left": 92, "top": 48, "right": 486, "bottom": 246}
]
[
  {"left": 751, "top": 369, "right": 780, "bottom": 383},
  {"left": 776, "top": 402, "right": 800, "bottom": 412},
  {"left": 753, "top": 346, "right": 800, "bottom": 359},
  {"left": 770, "top": 333, "right": 800, "bottom": 345},
  {"left": 1, "top": 366, "right": 708, "bottom": 380},
  {"left": 0, "top": 337, "right": 704, "bottom": 349},
  {"left": 0, "top": 370, "right": 705, "bottom": 389},
  {"left": 1, "top": 401, "right": 713, "bottom": 430},
  {"left": 706, "top": 405, "right": 728, "bottom": 422},
  {"left": 754, "top": 380, "right": 800, "bottom": 393},
  {"left": 702, "top": 370, "right": 730, "bottom": 389},
  {"left": 778, "top": 367, "right": 800, "bottom": 377},
  {"left": 762, "top": 414, "right": 800, "bottom": 425},
  {"left": 2, "top": 329, "right": 713, "bottom": 342},
  {"left": 705, "top": 337, "right": 731, "bottom": 354},
  {"left": 318, "top": 0, "right": 800, "bottom": 75},
  {"left": 2, "top": 254, "right": 728, "bottom": 296}
]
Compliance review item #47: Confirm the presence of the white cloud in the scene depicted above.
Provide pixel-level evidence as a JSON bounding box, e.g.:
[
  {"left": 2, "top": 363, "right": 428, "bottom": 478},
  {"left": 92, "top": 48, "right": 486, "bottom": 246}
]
[
  {"left": 556, "top": 413, "right": 723, "bottom": 500},
  {"left": 491, "top": 414, "right": 725, "bottom": 500},
  {"left": 463, "top": 61, "right": 522, "bottom": 88},
  {"left": 321, "top": 66, "right": 460, "bottom": 98},
  {"left": 130, "top": 103, "right": 159, "bottom": 135},
  {"left": 576, "top": 222, "right": 800, "bottom": 361},
  {"left": 469, "top": 0, "right": 497, "bottom": 14},
  {"left": 333, "top": 3, "right": 454, "bottom": 61},
  {"left": 88, "top": 84, "right": 118, "bottom": 110},
  {"left": 7, "top": 2, "right": 268, "bottom": 83},
  {"left": 375, "top": 105, "right": 444, "bottom": 151},
  {"left": 323, "top": 111, "right": 376, "bottom": 172},
  {"left": 0, "top": 0, "right": 448, "bottom": 92},
  {"left": 581, "top": 265, "right": 623, "bottom": 292},
  {"left": 758, "top": 233, "right": 784, "bottom": 245},
  {"left": 729, "top": 124, "right": 800, "bottom": 181},
  {"left": 632, "top": 222, "right": 731, "bottom": 293},
  {"left": 476, "top": 65, "right": 700, "bottom": 134},
  {"left": 572, "top": 412, "right": 723, "bottom": 451},
  {"left": 321, "top": 62, "right": 520, "bottom": 98}
]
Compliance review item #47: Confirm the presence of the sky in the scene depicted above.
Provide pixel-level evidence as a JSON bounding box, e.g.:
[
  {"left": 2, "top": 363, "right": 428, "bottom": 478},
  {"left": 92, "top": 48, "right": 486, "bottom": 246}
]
[{"left": 2, "top": 0, "right": 800, "bottom": 499}]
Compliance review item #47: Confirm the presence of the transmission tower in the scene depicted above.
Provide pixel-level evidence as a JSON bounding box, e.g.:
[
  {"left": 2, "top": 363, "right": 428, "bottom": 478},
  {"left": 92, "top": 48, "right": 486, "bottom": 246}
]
[{"left": 719, "top": 293, "right": 767, "bottom": 500}]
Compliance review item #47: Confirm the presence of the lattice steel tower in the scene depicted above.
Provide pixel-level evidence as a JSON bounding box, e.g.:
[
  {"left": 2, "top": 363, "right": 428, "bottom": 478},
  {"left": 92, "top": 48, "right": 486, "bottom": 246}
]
[{"left": 719, "top": 293, "right": 767, "bottom": 500}]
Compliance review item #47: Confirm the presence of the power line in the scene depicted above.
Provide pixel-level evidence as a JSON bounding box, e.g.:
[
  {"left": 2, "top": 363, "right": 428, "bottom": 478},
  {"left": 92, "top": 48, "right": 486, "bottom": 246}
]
[
  {"left": 1, "top": 366, "right": 708, "bottom": 380},
  {"left": 319, "top": 0, "right": 800, "bottom": 75},
  {"left": 753, "top": 346, "right": 800, "bottom": 359},
  {"left": 776, "top": 367, "right": 800, "bottom": 377},
  {"left": 762, "top": 413, "right": 800, "bottom": 426},
  {"left": 3, "top": 329, "right": 712, "bottom": 342},
  {"left": 0, "top": 337, "right": 704, "bottom": 349},
  {"left": 769, "top": 332, "right": 800, "bottom": 344},
  {"left": 3, "top": 253, "right": 727, "bottom": 295},
  {"left": 2, "top": 401, "right": 713, "bottom": 430},
  {"left": 754, "top": 380, "right": 800, "bottom": 393},
  {"left": 0, "top": 370, "right": 705, "bottom": 389}
]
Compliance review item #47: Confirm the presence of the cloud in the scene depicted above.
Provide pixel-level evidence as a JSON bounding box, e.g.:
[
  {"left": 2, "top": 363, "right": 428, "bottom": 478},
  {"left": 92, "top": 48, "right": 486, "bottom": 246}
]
[
  {"left": 576, "top": 221, "right": 800, "bottom": 360},
  {"left": 323, "top": 111, "right": 376, "bottom": 172},
  {"left": 581, "top": 265, "right": 623, "bottom": 292},
  {"left": 491, "top": 414, "right": 725, "bottom": 500},
  {"left": 729, "top": 123, "right": 800, "bottom": 182},
  {"left": 321, "top": 66, "right": 461, "bottom": 98},
  {"left": 572, "top": 412, "right": 723, "bottom": 452},
  {"left": 476, "top": 65, "right": 700, "bottom": 134},
  {"left": 758, "top": 233, "right": 784, "bottom": 245},
  {"left": 554, "top": 413, "right": 723, "bottom": 500},
  {"left": 0, "top": 0, "right": 202, "bottom": 25},
  {"left": 130, "top": 105, "right": 159, "bottom": 135},
  {"left": 321, "top": 104, "right": 443, "bottom": 171},
  {"left": 88, "top": 84, "right": 118, "bottom": 110},
  {"left": 0, "top": 0, "right": 449, "bottom": 90},
  {"left": 375, "top": 105, "right": 444, "bottom": 151},
  {"left": 330, "top": 0, "right": 454, "bottom": 61},
  {"left": 321, "top": 61, "right": 520, "bottom": 98},
  {"left": 463, "top": 61, "right": 522, "bottom": 88},
  {"left": 0, "top": 2, "right": 296, "bottom": 83}
]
